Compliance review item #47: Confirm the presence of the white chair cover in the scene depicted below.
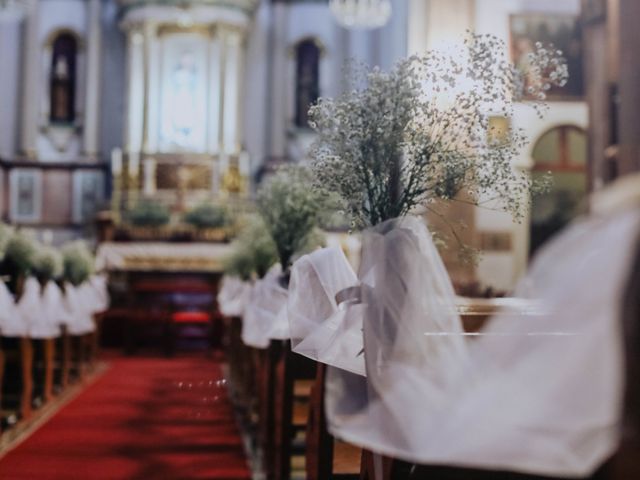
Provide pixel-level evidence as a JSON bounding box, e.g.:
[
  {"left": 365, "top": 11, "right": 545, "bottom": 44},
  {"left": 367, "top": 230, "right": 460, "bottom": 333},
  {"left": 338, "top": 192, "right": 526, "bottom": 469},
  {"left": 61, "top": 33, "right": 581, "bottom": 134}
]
[
  {"left": 218, "top": 276, "right": 252, "bottom": 318},
  {"left": 241, "top": 264, "right": 287, "bottom": 348},
  {"left": 64, "top": 283, "right": 96, "bottom": 335},
  {"left": 288, "top": 246, "right": 366, "bottom": 376},
  {"left": 326, "top": 209, "right": 640, "bottom": 477},
  {"left": 19, "top": 277, "right": 61, "bottom": 339},
  {"left": 42, "top": 281, "right": 74, "bottom": 331},
  {"left": 88, "top": 274, "right": 110, "bottom": 313},
  {"left": 0, "top": 281, "right": 26, "bottom": 337}
]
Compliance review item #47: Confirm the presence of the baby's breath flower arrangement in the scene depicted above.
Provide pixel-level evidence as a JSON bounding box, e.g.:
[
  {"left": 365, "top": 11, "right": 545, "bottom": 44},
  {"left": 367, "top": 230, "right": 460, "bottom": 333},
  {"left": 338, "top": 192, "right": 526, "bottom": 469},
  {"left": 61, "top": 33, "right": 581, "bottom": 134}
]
[
  {"left": 257, "top": 166, "right": 326, "bottom": 271},
  {"left": 0, "top": 222, "right": 13, "bottom": 262},
  {"left": 33, "top": 246, "right": 64, "bottom": 283},
  {"left": 3, "top": 230, "right": 38, "bottom": 276},
  {"left": 309, "top": 33, "right": 568, "bottom": 232},
  {"left": 62, "top": 241, "right": 94, "bottom": 286},
  {"left": 224, "top": 216, "right": 278, "bottom": 280},
  {"left": 1, "top": 229, "right": 38, "bottom": 295}
]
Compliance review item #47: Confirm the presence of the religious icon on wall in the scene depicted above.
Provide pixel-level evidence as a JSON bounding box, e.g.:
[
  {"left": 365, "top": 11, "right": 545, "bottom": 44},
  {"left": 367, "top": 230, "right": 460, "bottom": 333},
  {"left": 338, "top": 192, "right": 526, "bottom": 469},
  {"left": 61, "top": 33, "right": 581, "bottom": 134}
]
[
  {"left": 49, "top": 33, "right": 77, "bottom": 124},
  {"left": 510, "top": 14, "right": 584, "bottom": 100}
]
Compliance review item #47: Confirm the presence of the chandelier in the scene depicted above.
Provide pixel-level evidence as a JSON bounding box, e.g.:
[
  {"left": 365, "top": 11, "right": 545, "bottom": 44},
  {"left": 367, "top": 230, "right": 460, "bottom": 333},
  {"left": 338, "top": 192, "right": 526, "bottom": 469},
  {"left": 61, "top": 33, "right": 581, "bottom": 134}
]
[{"left": 329, "top": 0, "right": 392, "bottom": 29}]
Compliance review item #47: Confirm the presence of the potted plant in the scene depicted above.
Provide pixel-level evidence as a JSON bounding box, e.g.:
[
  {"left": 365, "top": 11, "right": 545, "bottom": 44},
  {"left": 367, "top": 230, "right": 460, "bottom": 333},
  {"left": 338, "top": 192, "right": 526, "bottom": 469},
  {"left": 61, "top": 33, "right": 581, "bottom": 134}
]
[
  {"left": 183, "top": 203, "right": 231, "bottom": 241},
  {"left": 124, "top": 200, "right": 171, "bottom": 239}
]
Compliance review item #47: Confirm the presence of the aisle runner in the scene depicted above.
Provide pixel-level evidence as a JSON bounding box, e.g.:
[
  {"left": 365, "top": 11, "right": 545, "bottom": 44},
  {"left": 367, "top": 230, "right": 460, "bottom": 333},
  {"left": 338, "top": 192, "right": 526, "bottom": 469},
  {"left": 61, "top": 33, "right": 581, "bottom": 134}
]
[{"left": 0, "top": 355, "right": 251, "bottom": 480}]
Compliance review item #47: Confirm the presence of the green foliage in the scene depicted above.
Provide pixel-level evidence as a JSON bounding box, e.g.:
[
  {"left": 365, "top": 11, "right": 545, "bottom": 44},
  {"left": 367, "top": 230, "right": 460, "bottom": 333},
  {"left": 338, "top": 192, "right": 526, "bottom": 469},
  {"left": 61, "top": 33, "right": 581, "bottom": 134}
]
[
  {"left": 62, "top": 241, "right": 94, "bottom": 286},
  {"left": 184, "top": 204, "right": 230, "bottom": 229},
  {"left": 0, "top": 222, "right": 14, "bottom": 262},
  {"left": 256, "top": 166, "right": 325, "bottom": 270},
  {"left": 127, "top": 200, "right": 171, "bottom": 227},
  {"left": 309, "top": 33, "right": 567, "bottom": 231},
  {"left": 33, "top": 246, "right": 64, "bottom": 282},
  {"left": 3, "top": 230, "right": 37, "bottom": 276},
  {"left": 224, "top": 216, "right": 278, "bottom": 280}
]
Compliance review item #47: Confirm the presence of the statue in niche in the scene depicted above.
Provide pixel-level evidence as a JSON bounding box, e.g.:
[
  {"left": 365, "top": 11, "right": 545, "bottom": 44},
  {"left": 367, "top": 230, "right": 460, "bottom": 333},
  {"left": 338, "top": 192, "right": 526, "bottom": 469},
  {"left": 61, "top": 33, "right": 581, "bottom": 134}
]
[
  {"left": 49, "top": 33, "right": 77, "bottom": 124},
  {"left": 170, "top": 52, "right": 198, "bottom": 148}
]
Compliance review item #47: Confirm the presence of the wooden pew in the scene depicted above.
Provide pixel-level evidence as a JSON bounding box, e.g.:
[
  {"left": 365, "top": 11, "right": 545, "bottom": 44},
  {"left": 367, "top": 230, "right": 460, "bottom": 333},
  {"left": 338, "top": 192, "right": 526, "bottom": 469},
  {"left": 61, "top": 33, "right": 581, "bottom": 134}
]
[
  {"left": 306, "top": 363, "right": 364, "bottom": 480},
  {"left": 31, "top": 338, "right": 55, "bottom": 405},
  {"left": 269, "top": 339, "right": 316, "bottom": 480},
  {"left": 54, "top": 327, "right": 72, "bottom": 390},
  {"left": 356, "top": 298, "right": 499, "bottom": 480},
  {"left": 0, "top": 337, "right": 34, "bottom": 424}
]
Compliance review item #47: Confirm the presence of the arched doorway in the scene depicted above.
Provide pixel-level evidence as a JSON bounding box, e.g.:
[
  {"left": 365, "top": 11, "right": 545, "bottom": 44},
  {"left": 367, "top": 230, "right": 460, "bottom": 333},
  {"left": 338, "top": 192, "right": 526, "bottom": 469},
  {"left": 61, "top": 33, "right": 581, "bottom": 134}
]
[{"left": 529, "top": 125, "right": 588, "bottom": 256}]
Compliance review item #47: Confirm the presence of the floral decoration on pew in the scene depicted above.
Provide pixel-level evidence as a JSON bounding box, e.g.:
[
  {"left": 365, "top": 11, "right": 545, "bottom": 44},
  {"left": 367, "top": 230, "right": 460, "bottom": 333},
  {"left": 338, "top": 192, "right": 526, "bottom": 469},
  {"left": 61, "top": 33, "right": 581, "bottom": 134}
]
[
  {"left": 256, "top": 165, "right": 328, "bottom": 282},
  {"left": 62, "top": 241, "right": 95, "bottom": 287},
  {"left": 308, "top": 32, "right": 568, "bottom": 244},
  {"left": 224, "top": 216, "right": 278, "bottom": 281}
]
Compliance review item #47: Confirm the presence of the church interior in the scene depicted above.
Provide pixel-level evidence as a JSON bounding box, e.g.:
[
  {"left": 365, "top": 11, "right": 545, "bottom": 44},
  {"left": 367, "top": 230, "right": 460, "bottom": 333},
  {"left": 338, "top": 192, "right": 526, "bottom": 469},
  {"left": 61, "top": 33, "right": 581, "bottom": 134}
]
[{"left": 0, "top": 0, "right": 639, "bottom": 478}]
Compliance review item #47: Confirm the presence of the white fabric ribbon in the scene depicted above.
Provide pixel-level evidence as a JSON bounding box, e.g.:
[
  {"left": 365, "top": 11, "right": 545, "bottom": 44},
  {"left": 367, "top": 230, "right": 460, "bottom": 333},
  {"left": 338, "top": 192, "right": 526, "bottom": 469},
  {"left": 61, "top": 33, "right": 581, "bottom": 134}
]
[
  {"left": 0, "top": 281, "right": 25, "bottom": 337},
  {"left": 64, "top": 282, "right": 96, "bottom": 335},
  {"left": 325, "top": 210, "right": 640, "bottom": 477},
  {"left": 218, "top": 276, "right": 253, "bottom": 318},
  {"left": 241, "top": 264, "right": 287, "bottom": 348},
  {"left": 19, "top": 277, "right": 62, "bottom": 339}
]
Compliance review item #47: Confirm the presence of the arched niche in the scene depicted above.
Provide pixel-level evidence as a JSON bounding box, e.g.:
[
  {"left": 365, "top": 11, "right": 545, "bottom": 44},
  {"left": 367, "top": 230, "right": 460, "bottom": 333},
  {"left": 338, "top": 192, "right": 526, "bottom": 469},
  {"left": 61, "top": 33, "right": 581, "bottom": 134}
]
[
  {"left": 293, "top": 37, "right": 324, "bottom": 128},
  {"left": 529, "top": 124, "right": 588, "bottom": 256},
  {"left": 45, "top": 29, "right": 83, "bottom": 125}
]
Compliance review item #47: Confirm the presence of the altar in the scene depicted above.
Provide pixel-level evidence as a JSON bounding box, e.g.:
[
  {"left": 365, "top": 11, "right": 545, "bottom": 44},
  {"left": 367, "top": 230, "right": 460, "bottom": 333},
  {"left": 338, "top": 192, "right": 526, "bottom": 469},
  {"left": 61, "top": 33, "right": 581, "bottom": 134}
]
[{"left": 113, "top": 0, "right": 258, "bottom": 215}]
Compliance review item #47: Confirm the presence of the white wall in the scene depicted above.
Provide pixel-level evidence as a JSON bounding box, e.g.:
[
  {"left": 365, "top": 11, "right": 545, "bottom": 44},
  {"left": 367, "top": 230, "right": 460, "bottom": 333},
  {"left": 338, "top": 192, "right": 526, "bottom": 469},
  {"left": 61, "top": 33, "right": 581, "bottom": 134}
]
[{"left": 474, "top": 0, "right": 586, "bottom": 289}]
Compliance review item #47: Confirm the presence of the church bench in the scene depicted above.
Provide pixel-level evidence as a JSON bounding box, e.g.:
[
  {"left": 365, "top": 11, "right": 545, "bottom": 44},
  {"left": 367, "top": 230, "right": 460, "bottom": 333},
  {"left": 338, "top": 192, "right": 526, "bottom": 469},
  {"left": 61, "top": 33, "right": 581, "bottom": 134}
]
[
  {"left": 31, "top": 338, "right": 55, "bottom": 405},
  {"left": 305, "top": 363, "right": 362, "bottom": 480},
  {"left": 0, "top": 337, "right": 34, "bottom": 424},
  {"left": 270, "top": 339, "right": 317, "bottom": 480}
]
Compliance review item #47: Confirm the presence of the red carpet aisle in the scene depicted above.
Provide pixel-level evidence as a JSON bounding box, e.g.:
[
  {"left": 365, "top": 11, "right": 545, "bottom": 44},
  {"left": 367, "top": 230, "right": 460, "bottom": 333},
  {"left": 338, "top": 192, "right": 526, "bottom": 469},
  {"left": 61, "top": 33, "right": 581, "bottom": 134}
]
[{"left": 0, "top": 355, "right": 251, "bottom": 480}]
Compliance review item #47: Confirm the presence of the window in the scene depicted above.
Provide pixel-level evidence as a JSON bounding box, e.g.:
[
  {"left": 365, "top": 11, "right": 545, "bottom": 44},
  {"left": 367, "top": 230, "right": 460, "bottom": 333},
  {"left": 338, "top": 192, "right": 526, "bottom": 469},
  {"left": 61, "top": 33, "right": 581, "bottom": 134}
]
[
  {"left": 50, "top": 32, "right": 78, "bottom": 124},
  {"left": 73, "top": 170, "right": 105, "bottom": 224},
  {"left": 530, "top": 125, "right": 588, "bottom": 256},
  {"left": 10, "top": 169, "right": 42, "bottom": 223},
  {"left": 294, "top": 39, "right": 321, "bottom": 128}
]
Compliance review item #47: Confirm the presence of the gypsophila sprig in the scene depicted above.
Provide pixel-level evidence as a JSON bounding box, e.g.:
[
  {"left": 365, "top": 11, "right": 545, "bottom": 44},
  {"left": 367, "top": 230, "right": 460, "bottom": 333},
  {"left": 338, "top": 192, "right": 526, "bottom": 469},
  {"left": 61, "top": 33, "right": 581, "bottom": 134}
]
[
  {"left": 257, "top": 166, "right": 325, "bottom": 270},
  {"left": 62, "top": 241, "right": 94, "bottom": 286},
  {"left": 225, "top": 216, "right": 278, "bottom": 280},
  {"left": 33, "top": 246, "right": 63, "bottom": 282},
  {"left": 0, "top": 223, "right": 14, "bottom": 262},
  {"left": 309, "top": 32, "right": 567, "bottom": 230},
  {"left": 3, "top": 230, "right": 37, "bottom": 275}
]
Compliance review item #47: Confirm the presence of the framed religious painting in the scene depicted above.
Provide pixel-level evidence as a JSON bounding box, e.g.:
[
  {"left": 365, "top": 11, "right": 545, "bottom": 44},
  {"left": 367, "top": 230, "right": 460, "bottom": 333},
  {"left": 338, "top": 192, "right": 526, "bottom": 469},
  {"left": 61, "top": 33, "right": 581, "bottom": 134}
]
[
  {"left": 73, "top": 170, "right": 105, "bottom": 224},
  {"left": 510, "top": 13, "right": 584, "bottom": 100},
  {"left": 10, "top": 169, "right": 42, "bottom": 223}
]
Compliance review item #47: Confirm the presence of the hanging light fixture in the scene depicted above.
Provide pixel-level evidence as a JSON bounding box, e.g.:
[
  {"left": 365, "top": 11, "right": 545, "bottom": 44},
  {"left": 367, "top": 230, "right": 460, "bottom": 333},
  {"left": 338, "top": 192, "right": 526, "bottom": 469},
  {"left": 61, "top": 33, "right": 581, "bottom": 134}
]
[{"left": 329, "top": 0, "right": 392, "bottom": 30}]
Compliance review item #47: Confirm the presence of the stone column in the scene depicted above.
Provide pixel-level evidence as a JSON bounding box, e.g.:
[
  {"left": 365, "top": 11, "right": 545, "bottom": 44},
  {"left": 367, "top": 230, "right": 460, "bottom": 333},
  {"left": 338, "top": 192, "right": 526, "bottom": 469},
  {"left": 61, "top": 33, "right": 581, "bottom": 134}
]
[
  {"left": 207, "top": 27, "right": 222, "bottom": 155},
  {"left": 83, "top": 0, "right": 102, "bottom": 158},
  {"left": 145, "top": 23, "right": 160, "bottom": 154},
  {"left": 222, "top": 28, "right": 242, "bottom": 155},
  {"left": 0, "top": 8, "right": 23, "bottom": 159},
  {"left": 268, "top": 2, "right": 288, "bottom": 159},
  {"left": 20, "top": 1, "right": 40, "bottom": 158},
  {"left": 124, "top": 26, "right": 145, "bottom": 154}
]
